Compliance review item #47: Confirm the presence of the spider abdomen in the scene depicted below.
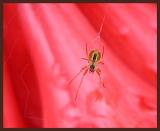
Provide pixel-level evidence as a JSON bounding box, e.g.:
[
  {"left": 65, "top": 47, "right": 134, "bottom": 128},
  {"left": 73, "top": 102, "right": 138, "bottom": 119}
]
[
  {"left": 89, "top": 64, "right": 95, "bottom": 72},
  {"left": 89, "top": 50, "right": 101, "bottom": 63}
]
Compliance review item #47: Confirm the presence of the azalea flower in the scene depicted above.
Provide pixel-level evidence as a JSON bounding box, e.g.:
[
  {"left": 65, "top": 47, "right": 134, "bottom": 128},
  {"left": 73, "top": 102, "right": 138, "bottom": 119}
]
[{"left": 3, "top": 3, "right": 157, "bottom": 128}]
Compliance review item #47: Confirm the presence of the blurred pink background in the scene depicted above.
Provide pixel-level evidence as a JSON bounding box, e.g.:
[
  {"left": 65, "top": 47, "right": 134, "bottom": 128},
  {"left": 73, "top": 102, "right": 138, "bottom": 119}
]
[{"left": 3, "top": 3, "right": 157, "bottom": 128}]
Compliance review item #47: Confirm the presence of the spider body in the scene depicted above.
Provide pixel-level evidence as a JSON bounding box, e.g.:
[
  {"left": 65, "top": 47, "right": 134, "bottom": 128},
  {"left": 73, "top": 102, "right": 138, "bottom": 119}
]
[
  {"left": 88, "top": 50, "right": 101, "bottom": 73},
  {"left": 68, "top": 15, "right": 106, "bottom": 102},
  {"left": 68, "top": 46, "right": 105, "bottom": 102}
]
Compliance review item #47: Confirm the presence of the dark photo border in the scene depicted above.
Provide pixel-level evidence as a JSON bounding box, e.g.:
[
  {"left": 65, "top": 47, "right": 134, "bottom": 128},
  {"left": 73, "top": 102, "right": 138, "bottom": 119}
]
[{"left": 0, "top": 0, "right": 158, "bottom": 129}]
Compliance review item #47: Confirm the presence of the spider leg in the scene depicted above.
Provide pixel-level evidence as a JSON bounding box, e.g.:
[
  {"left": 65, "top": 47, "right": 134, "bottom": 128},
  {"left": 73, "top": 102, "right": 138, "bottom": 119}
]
[
  {"left": 94, "top": 15, "right": 106, "bottom": 44},
  {"left": 96, "top": 68, "right": 105, "bottom": 88},
  {"left": 98, "top": 15, "right": 106, "bottom": 37},
  {"left": 85, "top": 42, "right": 88, "bottom": 57},
  {"left": 68, "top": 66, "right": 88, "bottom": 85},
  {"left": 102, "top": 45, "right": 104, "bottom": 58},
  {"left": 75, "top": 68, "right": 88, "bottom": 102},
  {"left": 98, "top": 61, "right": 104, "bottom": 65},
  {"left": 81, "top": 58, "right": 88, "bottom": 61}
]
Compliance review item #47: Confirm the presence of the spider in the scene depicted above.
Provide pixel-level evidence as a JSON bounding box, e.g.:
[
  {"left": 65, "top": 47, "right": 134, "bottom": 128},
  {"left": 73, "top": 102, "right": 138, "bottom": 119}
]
[{"left": 68, "top": 16, "right": 106, "bottom": 102}]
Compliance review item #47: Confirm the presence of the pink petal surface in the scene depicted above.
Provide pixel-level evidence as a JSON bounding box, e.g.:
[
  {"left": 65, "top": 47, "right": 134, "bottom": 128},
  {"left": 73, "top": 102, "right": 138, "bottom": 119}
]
[{"left": 3, "top": 3, "right": 157, "bottom": 128}]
